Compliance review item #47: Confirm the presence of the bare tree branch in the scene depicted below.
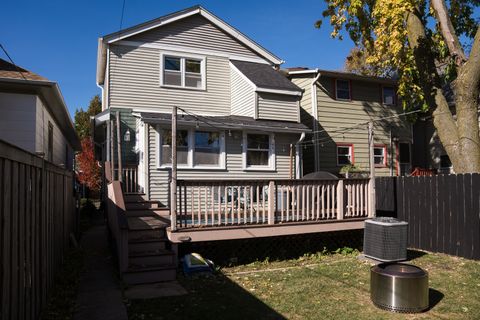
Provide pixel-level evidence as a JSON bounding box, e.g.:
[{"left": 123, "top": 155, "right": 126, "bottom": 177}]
[{"left": 431, "top": 0, "right": 467, "bottom": 65}]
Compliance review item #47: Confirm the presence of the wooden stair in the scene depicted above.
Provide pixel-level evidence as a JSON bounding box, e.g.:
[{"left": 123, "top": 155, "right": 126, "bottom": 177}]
[{"left": 123, "top": 194, "right": 176, "bottom": 285}]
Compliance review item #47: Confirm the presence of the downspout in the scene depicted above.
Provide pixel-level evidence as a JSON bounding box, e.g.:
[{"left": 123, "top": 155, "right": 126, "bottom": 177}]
[
  {"left": 295, "top": 132, "right": 306, "bottom": 179},
  {"left": 311, "top": 69, "right": 321, "bottom": 171}
]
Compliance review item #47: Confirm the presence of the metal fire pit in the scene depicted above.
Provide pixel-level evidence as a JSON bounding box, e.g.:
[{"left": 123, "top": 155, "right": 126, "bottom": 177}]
[{"left": 370, "top": 263, "right": 429, "bottom": 313}]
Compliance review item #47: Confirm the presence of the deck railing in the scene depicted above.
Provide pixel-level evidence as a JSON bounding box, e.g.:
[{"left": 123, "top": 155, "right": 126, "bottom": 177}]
[
  {"left": 174, "top": 178, "right": 372, "bottom": 230},
  {"left": 114, "top": 166, "right": 139, "bottom": 193}
]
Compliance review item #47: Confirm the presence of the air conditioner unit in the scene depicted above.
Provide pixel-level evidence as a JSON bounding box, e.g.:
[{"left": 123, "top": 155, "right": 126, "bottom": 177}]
[{"left": 364, "top": 217, "right": 408, "bottom": 262}]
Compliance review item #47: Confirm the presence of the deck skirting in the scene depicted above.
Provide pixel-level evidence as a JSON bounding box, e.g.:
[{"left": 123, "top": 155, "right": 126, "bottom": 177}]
[{"left": 167, "top": 218, "right": 366, "bottom": 243}]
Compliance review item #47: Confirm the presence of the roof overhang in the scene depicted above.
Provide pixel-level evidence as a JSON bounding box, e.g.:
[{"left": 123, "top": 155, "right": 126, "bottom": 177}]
[
  {"left": 96, "top": 6, "right": 284, "bottom": 85},
  {"left": 288, "top": 69, "right": 397, "bottom": 85},
  {"left": 139, "top": 112, "right": 309, "bottom": 133},
  {"left": 0, "top": 78, "right": 81, "bottom": 150}
]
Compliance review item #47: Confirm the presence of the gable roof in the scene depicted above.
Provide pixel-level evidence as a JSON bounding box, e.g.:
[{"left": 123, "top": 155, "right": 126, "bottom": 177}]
[
  {"left": 0, "top": 59, "right": 80, "bottom": 150},
  {"left": 231, "top": 60, "right": 302, "bottom": 94},
  {"left": 97, "top": 6, "right": 283, "bottom": 84},
  {"left": 0, "top": 58, "right": 49, "bottom": 81}
]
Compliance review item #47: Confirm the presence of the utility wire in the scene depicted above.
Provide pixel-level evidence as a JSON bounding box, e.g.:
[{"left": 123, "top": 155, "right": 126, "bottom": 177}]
[{"left": 0, "top": 43, "right": 28, "bottom": 81}]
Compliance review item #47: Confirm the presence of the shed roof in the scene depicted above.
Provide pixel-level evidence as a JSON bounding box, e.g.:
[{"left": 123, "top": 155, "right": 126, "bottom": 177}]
[
  {"left": 231, "top": 60, "right": 302, "bottom": 93},
  {"left": 140, "top": 112, "right": 309, "bottom": 133}
]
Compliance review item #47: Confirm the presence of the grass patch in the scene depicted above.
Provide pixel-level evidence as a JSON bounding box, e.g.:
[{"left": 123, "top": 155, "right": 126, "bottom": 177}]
[
  {"left": 127, "top": 250, "right": 480, "bottom": 320},
  {"left": 41, "top": 198, "right": 100, "bottom": 319},
  {"left": 40, "top": 248, "right": 84, "bottom": 320}
]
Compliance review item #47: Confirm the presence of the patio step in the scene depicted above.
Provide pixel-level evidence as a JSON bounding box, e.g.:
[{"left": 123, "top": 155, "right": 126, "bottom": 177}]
[
  {"left": 128, "top": 239, "right": 168, "bottom": 253},
  {"left": 124, "top": 193, "right": 147, "bottom": 202},
  {"left": 123, "top": 265, "right": 177, "bottom": 285},
  {"left": 125, "top": 208, "right": 170, "bottom": 218},
  {"left": 127, "top": 216, "right": 169, "bottom": 242},
  {"left": 126, "top": 201, "right": 161, "bottom": 210},
  {"left": 129, "top": 249, "right": 175, "bottom": 267}
]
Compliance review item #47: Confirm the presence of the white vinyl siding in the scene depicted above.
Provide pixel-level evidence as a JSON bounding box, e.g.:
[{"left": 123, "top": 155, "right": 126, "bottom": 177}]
[
  {"left": 126, "top": 15, "right": 260, "bottom": 60},
  {"left": 257, "top": 93, "right": 299, "bottom": 122},
  {"left": 35, "top": 97, "right": 73, "bottom": 168},
  {"left": 147, "top": 124, "right": 299, "bottom": 205},
  {"left": 0, "top": 92, "right": 36, "bottom": 153},
  {"left": 108, "top": 45, "right": 231, "bottom": 115},
  {"left": 230, "top": 64, "right": 255, "bottom": 117}
]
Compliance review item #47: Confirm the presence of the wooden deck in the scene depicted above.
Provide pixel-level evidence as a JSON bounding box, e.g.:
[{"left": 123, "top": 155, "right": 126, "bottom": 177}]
[{"left": 167, "top": 218, "right": 367, "bottom": 243}]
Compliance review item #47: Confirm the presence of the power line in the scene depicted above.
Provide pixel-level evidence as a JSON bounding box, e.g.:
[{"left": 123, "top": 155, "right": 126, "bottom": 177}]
[{"left": 0, "top": 43, "right": 28, "bottom": 81}]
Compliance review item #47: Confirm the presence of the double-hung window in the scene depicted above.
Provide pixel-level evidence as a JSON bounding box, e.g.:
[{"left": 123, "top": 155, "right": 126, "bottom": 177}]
[
  {"left": 374, "top": 145, "right": 387, "bottom": 167},
  {"left": 382, "top": 86, "right": 395, "bottom": 105},
  {"left": 243, "top": 133, "right": 275, "bottom": 170},
  {"left": 161, "top": 53, "right": 205, "bottom": 89},
  {"left": 335, "top": 79, "right": 351, "bottom": 100},
  {"left": 160, "top": 129, "right": 189, "bottom": 166},
  {"left": 194, "top": 131, "right": 221, "bottom": 166},
  {"left": 158, "top": 127, "right": 225, "bottom": 169},
  {"left": 337, "top": 144, "right": 353, "bottom": 166}
]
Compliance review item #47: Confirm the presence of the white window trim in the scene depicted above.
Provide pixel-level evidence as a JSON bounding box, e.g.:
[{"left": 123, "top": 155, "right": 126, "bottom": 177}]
[
  {"left": 336, "top": 144, "right": 353, "bottom": 166},
  {"left": 242, "top": 132, "right": 276, "bottom": 171},
  {"left": 373, "top": 145, "right": 387, "bottom": 167},
  {"left": 156, "top": 125, "right": 226, "bottom": 170},
  {"left": 335, "top": 79, "right": 351, "bottom": 101},
  {"left": 159, "top": 51, "right": 206, "bottom": 91},
  {"left": 382, "top": 86, "right": 396, "bottom": 106}
]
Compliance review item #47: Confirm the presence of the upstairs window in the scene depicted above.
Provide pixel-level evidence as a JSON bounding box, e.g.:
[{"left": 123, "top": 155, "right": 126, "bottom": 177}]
[
  {"left": 382, "top": 86, "right": 395, "bottom": 105},
  {"left": 337, "top": 144, "right": 353, "bottom": 166},
  {"left": 374, "top": 145, "right": 387, "bottom": 167},
  {"left": 161, "top": 54, "right": 205, "bottom": 89},
  {"left": 335, "top": 79, "right": 351, "bottom": 100}
]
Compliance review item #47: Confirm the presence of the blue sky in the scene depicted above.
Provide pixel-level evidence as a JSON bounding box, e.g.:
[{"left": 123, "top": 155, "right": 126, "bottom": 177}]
[{"left": 1, "top": 0, "right": 354, "bottom": 117}]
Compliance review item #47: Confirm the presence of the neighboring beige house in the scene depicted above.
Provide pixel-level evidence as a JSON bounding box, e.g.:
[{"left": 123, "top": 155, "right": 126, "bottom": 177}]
[
  {"left": 0, "top": 59, "right": 80, "bottom": 169},
  {"left": 94, "top": 5, "right": 308, "bottom": 205},
  {"left": 289, "top": 68, "right": 412, "bottom": 177}
]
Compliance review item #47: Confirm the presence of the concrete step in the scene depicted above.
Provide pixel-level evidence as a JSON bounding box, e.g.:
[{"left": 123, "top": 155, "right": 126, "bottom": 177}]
[
  {"left": 125, "top": 209, "right": 170, "bottom": 218},
  {"left": 123, "top": 265, "right": 177, "bottom": 285},
  {"left": 129, "top": 250, "right": 175, "bottom": 267},
  {"left": 128, "top": 239, "right": 167, "bottom": 254}
]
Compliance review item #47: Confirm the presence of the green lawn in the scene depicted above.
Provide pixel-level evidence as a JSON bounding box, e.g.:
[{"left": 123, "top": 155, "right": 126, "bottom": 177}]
[{"left": 127, "top": 250, "right": 480, "bottom": 320}]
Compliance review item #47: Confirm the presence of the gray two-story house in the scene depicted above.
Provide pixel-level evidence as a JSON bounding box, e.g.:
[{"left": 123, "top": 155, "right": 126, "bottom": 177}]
[{"left": 94, "top": 5, "right": 308, "bottom": 205}]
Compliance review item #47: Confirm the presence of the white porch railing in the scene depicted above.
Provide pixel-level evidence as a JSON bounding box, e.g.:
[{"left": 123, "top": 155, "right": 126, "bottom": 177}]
[{"left": 174, "top": 179, "right": 372, "bottom": 229}]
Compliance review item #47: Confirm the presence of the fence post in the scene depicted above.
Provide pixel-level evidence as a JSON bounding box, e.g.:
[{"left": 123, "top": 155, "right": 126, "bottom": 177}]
[
  {"left": 337, "top": 180, "right": 344, "bottom": 220},
  {"left": 268, "top": 181, "right": 275, "bottom": 225}
]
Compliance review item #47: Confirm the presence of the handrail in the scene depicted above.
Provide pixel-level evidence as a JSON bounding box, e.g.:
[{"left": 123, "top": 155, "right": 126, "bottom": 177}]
[{"left": 106, "top": 181, "right": 129, "bottom": 272}]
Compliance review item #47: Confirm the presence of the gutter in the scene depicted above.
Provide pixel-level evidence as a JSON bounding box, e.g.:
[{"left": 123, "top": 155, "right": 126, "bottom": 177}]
[
  {"left": 311, "top": 69, "right": 321, "bottom": 171},
  {"left": 295, "top": 132, "right": 306, "bottom": 179}
]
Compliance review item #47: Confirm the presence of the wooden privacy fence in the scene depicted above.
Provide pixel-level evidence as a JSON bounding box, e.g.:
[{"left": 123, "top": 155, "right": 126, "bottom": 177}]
[
  {"left": 175, "top": 178, "right": 372, "bottom": 229},
  {"left": 376, "top": 174, "right": 480, "bottom": 260},
  {"left": 0, "top": 139, "right": 79, "bottom": 320}
]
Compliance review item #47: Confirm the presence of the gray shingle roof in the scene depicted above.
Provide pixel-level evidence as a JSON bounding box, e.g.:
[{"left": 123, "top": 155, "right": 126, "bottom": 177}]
[
  {"left": 231, "top": 60, "right": 302, "bottom": 92},
  {"left": 140, "top": 113, "right": 309, "bottom": 133}
]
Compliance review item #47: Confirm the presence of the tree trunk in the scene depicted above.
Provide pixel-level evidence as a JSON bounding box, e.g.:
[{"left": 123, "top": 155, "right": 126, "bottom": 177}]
[{"left": 405, "top": 10, "right": 480, "bottom": 173}]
